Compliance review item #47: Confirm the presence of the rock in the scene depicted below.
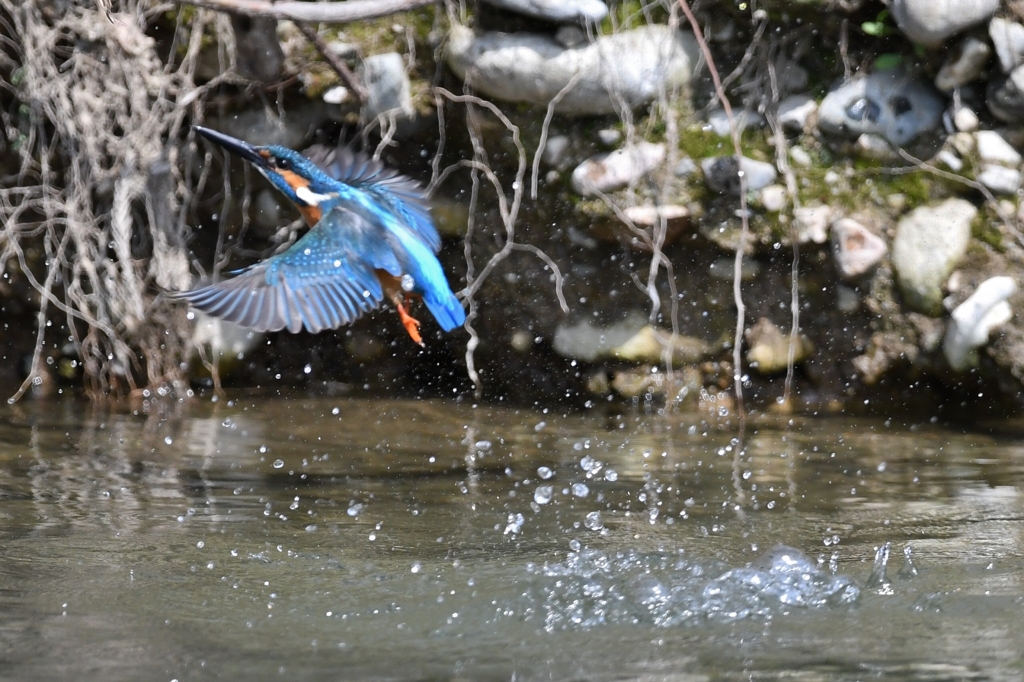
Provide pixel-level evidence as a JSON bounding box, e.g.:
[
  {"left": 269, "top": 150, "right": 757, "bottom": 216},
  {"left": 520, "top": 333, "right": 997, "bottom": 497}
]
[
  {"left": 778, "top": 94, "right": 818, "bottom": 132},
  {"left": 326, "top": 41, "right": 359, "bottom": 59},
  {"left": 617, "top": 205, "right": 690, "bottom": 248},
  {"left": 831, "top": 218, "right": 887, "bottom": 280},
  {"left": 892, "top": 198, "right": 976, "bottom": 315},
  {"left": 977, "top": 164, "right": 1023, "bottom": 194},
  {"left": 707, "top": 108, "right": 763, "bottom": 137},
  {"left": 481, "top": 0, "right": 608, "bottom": 23},
  {"left": 936, "top": 149, "right": 965, "bottom": 172},
  {"left": 445, "top": 24, "right": 698, "bottom": 116},
  {"left": 571, "top": 142, "right": 665, "bottom": 195},
  {"left": 610, "top": 325, "right": 710, "bottom": 365},
  {"left": 360, "top": 52, "right": 413, "bottom": 121},
  {"left": 542, "top": 134, "right": 571, "bottom": 168},
  {"left": 935, "top": 37, "right": 991, "bottom": 92},
  {"left": 855, "top": 133, "right": 898, "bottom": 160},
  {"left": 760, "top": 184, "right": 787, "bottom": 212},
  {"left": 990, "top": 17, "right": 1024, "bottom": 73},
  {"left": 231, "top": 15, "right": 285, "bottom": 82},
  {"left": 554, "top": 25, "right": 587, "bottom": 49},
  {"left": 890, "top": 0, "right": 999, "bottom": 47},
  {"left": 944, "top": 276, "right": 1016, "bottom": 371},
  {"left": 987, "top": 64, "right": 1024, "bottom": 122},
  {"left": 793, "top": 205, "right": 834, "bottom": 244},
  {"left": 789, "top": 146, "right": 813, "bottom": 167},
  {"left": 610, "top": 365, "right": 704, "bottom": 402},
  {"left": 552, "top": 313, "right": 647, "bottom": 362},
  {"left": 702, "top": 156, "right": 777, "bottom": 195},
  {"left": 744, "top": 317, "right": 813, "bottom": 375},
  {"left": 597, "top": 128, "right": 621, "bottom": 146},
  {"left": 817, "top": 70, "right": 944, "bottom": 146},
  {"left": 953, "top": 106, "right": 980, "bottom": 132},
  {"left": 976, "top": 130, "right": 1022, "bottom": 166},
  {"left": 322, "top": 85, "right": 350, "bottom": 104}
]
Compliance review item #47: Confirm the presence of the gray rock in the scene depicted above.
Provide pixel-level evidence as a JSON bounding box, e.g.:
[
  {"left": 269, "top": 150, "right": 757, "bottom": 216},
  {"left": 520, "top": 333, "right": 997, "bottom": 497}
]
[
  {"left": 817, "top": 70, "right": 944, "bottom": 146},
  {"left": 987, "top": 64, "right": 1024, "bottom": 122},
  {"left": 793, "top": 205, "right": 834, "bottom": 244},
  {"left": 701, "top": 156, "right": 777, "bottom": 195},
  {"left": 990, "top": 17, "right": 1024, "bottom": 73},
  {"left": 890, "top": 0, "right": 999, "bottom": 47},
  {"left": 673, "top": 156, "right": 697, "bottom": 176},
  {"left": 778, "top": 94, "right": 818, "bottom": 132},
  {"left": 542, "top": 134, "right": 571, "bottom": 168},
  {"left": 944, "top": 276, "right": 1016, "bottom": 370},
  {"left": 571, "top": 142, "right": 666, "bottom": 195},
  {"left": 831, "top": 218, "right": 887, "bottom": 280},
  {"left": 707, "top": 108, "right": 763, "bottom": 137},
  {"left": 977, "top": 164, "right": 1022, "bottom": 194},
  {"left": 935, "top": 37, "right": 991, "bottom": 92},
  {"left": 892, "top": 198, "right": 977, "bottom": 315},
  {"left": 482, "top": 0, "right": 608, "bottom": 23},
  {"left": 953, "top": 106, "right": 980, "bottom": 132},
  {"left": 976, "top": 130, "right": 1022, "bottom": 165},
  {"left": 855, "top": 133, "right": 898, "bottom": 160},
  {"left": 553, "top": 313, "right": 647, "bottom": 362},
  {"left": 554, "top": 25, "right": 588, "bottom": 49},
  {"left": 446, "top": 24, "right": 698, "bottom": 116},
  {"left": 360, "top": 52, "right": 413, "bottom": 121}
]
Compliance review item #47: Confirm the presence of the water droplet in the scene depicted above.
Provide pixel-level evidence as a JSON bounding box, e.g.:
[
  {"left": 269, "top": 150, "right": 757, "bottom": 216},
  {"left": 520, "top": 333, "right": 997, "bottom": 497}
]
[
  {"left": 534, "top": 420, "right": 547, "bottom": 432},
  {"left": 537, "top": 466, "right": 554, "bottom": 479},
  {"left": 410, "top": 562, "right": 422, "bottom": 573},
  {"left": 569, "top": 539, "right": 581, "bottom": 551},
  {"left": 164, "top": 436, "right": 173, "bottom": 445},
  {"left": 571, "top": 482, "right": 589, "bottom": 498},
  {"left": 273, "top": 459, "right": 285, "bottom": 469},
  {"left": 303, "top": 364, "right": 312, "bottom": 374},
  {"left": 332, "top": 407, "right": 340, "bottom": 415},
  {"left": 604, "top": 469, "right": 618, "bottom": 481},
  {"left": 534, "top": 485, "right": 553, "bottom": 505}
]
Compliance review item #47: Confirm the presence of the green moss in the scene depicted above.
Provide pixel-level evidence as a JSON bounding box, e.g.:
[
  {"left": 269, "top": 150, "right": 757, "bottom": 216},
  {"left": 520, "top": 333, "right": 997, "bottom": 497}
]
[
  {"left": 973, "top": 209, "right": 1006, "bottom": 251},
  {"left": 598, "top": 1, "right": 669, "bottom": 34}
]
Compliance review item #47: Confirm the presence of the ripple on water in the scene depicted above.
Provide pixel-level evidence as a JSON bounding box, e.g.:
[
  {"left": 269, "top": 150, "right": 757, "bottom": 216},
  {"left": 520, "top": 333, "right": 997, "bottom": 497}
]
[{"left": 527, "top": 544, "right": 859, "bottom": 631}]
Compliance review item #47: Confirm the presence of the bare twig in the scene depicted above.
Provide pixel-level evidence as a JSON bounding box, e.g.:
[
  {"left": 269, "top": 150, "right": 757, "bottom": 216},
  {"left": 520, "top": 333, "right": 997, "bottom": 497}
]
[
  {"left": 177, "top": 0, "right": 434, "bottom": 23},
  {"left": 295, "top": 21, "right": 367, "bottom": 104}
]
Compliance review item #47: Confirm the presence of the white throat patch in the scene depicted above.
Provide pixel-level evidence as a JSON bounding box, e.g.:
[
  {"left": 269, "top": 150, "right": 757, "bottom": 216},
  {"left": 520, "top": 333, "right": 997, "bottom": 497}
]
[{"left": 294, "top": 185, "right": 335, "bottom": 206}]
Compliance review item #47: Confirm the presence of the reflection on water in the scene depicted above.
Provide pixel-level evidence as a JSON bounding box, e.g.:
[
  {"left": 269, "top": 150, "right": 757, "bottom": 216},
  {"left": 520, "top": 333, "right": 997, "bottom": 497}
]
[{"left": 1, "top": 397, "right": 1024, "bottom": 680}]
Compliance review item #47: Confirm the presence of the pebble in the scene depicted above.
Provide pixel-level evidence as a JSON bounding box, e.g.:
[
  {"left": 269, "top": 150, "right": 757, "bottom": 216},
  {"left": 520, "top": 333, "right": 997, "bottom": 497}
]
[
  {"left": 760, "top": 185, "right": 787, "bottom": 212},
  {"left": 673, "top": 156, "right": 698, "bottom": 177},
  {"left": 855, "top": 133, "right": 898, "bottom": 161},
  {"left": 610, "top": 326, "right": 710, "bottom": 365},
  {"left": 702, "top": 156, "right": 777, "bottom": 195},
  {"left": 745, "top": 317, "right": 813, "bottom": 374},
  {"left": 953, "top": 106, "right": 980, "bottom": 132},
  {"left": 817, "top": 70, "right": 944, "bottom": 146},
  {"left": 990, "top": 17, "right": 1024, "bottom": 73},
  {"left": 789, "top": 146, "right": 813, "bottom": 167},
  {"left": 360, "top": 52, "right": 414, "bottom": 120},
  {"left": 831, "top": 218, "right": 888, "bottom": 280},
  {"left": 944, "top": 276, "right": 1016, "bottom": 370},
  {"left": 321, "top": 85, "right": 350, "bottom": 105},
  {"left": 552, "top": 313, "right": 647, "bottom": 362},
  {"left": 481, "top": 0, "right": 608, "bottom": 23},
  {"left": 707, "top": 108, "right": 763, "bottom": 137},
  {"left": 977, "top": 164, "right": 1023, "bottom": 194},
  {"left": 891, "top": 198, "right": 976, "bottom": 315},
  {"left": 542, "top": 134, "right": 571, "bottom": 168},
  {"left": 988, "top": 65, "right": 1024, "bottom": 122},
  {"left": 554, "top": 25, "right": 587, "bottom": 49},
  {"left": 793, "top": 205, "right": 834, "bottom": 244},
  {"left": 935, "top": 37, "right": 991, "bottom": 92},
  {"left": 597, "top": 128, "right": 621, "bottom": 147},
  {"left": 976, "top": 130, "right": 1022, "bottom": 166},
  {"left": 890, "top": 0, "right": 999, "bottom": 47},
  {"left": 621, "top": 204, "right": 690, "bottom": 229},
  {"left": 571, "top": 142, "right": 666, "bottom": 195},
  {"left": 446, "top": 24, "right": 698, "bottom": 116},
  {"left": 778, "top": 95, "right": 818, "bottom": 132}
]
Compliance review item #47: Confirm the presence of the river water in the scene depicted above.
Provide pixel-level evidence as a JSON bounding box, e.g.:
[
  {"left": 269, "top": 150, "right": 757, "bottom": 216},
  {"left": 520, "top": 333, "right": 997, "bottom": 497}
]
[{"left": 1, "top": 395, "right": 1023, "bottom": 680}]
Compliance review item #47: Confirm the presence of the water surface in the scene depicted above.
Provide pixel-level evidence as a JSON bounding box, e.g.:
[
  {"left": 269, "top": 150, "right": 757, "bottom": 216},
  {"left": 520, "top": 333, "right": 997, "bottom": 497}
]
[{"left": 2, "top": 397, "right": 1023, "bottom": 680}]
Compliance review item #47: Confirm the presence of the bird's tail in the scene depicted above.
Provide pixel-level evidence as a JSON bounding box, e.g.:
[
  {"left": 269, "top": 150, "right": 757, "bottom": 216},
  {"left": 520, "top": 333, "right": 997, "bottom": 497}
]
[{"left": 425, "top": 288, "right": 466, "bottom": 332}]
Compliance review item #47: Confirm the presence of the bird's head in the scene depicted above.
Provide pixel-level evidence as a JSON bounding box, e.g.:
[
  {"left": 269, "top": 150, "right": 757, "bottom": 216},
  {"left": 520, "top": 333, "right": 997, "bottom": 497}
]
[{"left": 195, "top": 126, "right": 339, "bottom": 223}]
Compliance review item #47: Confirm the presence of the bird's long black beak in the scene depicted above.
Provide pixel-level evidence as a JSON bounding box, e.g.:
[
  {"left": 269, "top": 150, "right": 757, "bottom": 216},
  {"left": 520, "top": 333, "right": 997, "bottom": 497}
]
[{"left": 194, "top": 126, "right": 266, "bottom": 168}]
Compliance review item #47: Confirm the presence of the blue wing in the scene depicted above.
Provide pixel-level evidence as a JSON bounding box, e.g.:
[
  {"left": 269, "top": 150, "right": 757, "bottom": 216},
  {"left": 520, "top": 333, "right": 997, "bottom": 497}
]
[
  {"left": 173, "top": 207, "right": 401, "bottom": 334},
  {"left": 304, "top": 145, "right": 442, "bottom": 253}
]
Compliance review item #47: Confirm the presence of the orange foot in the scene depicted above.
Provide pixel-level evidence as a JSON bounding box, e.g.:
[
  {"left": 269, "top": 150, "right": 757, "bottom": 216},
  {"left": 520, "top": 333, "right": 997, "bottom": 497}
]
[{"left": 395, "top": 299, "right": 423, "bottom": 346}]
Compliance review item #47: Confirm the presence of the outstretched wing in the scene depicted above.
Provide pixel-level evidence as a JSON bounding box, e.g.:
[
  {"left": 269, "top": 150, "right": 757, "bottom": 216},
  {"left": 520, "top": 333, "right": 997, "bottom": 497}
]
[
  {"left": 304, "top": 145, "right": 442, "bottom": 253},
  {"left": 173, "top": 207, "right": 402, "bottom": 334}
]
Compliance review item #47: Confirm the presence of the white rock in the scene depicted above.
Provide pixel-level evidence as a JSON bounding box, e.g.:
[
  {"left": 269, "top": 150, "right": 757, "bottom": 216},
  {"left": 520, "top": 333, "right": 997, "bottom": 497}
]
[
  {"left": 322, "top": 85, "right": 350, "bottom": 104},
  {"left": 817, "top": 70, "right": 944, "bottom": 146},
  {"left": 944, "top": 276, "right": 1017, "bottom": 371},
  {"left": 990, "top": 17, "right": 1024, "bottom": 73},
  {"left": 793, "top": 205, "right": 834, "bottom": 244},
  {"left": 760, "top": 184, "right": 787, "bottom": 212},
  {"left": 446, "top": 24, "right": 698, "bottom": 116},
  {"left": 935, "top": 37, "right": 992, "bottom": 92},
  {"left": 831, "top": 218, "right": 888, "bottom": 280},
  {"left": 707, "top": 108, "right": 763, "bottom": 137},
  {"left": 571, "top": 142, "right": 666, "bottom": 195},
  {"left": 778, "top": 94, "right": 818, "bottom": 132},
  {"left": 978, "top": 164, "right": 1023, "bottom": 194},
  {"left": 673, "top": 156, "right": 697, "bottom": 177},
  {"left": 976, "top": 130, "right": 1022, "bottom": 166},
  {"left": 855, "top": 133, "right": 898, "bottom": 160},
  {"left": 622, "top": 204, "right": 690, "bottom": 228},
  {"left": 597, "top": 128, "right": 621, "bottom": 146},
  {"left": 542, "top": 134, "right": 571, "bottom": 167},
  {"left": 936, "top": 149, "right": 964, "bottom": 172},
  {"left": 701, "top": 156, "right": 777, "bottom": 195},
  {"left": 482, "top": 0, "right": 608, "bottom": 23},
  {"left": 789, "top": 145, "right": 813, "bottom": 167},
  {"left": 554, "top": 25, "right": 587, "bottom": 49},
  {"left": 890, "top": 0, "right": 999, "bottom": 47},
  {"left": 360, "top": 52, "right": 413, "bottom": 120},
  {"left": 953, "top": 106, "right": 980, "bottom": 132}
]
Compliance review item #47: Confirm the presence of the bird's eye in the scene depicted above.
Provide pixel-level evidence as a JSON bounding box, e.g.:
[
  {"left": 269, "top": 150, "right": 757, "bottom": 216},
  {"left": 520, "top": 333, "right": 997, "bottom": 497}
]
[{"left": 276, "top": 157, "right": 292, "bottom": 171}]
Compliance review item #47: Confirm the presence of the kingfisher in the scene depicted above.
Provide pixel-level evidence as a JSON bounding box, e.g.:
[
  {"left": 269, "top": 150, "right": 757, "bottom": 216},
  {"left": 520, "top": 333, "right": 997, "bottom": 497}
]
[{"left": 172, "top": 126, "right": 465, "bottom": 345}]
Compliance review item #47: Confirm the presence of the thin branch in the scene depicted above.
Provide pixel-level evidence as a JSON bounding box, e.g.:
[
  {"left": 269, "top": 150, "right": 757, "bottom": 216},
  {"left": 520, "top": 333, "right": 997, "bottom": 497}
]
[
  {"left": 177, "top": 0, "right": 434, "bottom": 23},
  {"left": 295, "top": 22, "right": 367, "bottom": 104}
]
